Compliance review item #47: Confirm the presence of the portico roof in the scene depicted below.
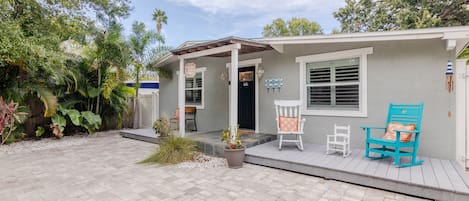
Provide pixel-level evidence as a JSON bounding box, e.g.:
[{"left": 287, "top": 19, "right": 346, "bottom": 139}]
[{"left": 170, "top": 36, "right": 272, "bottom": 57}]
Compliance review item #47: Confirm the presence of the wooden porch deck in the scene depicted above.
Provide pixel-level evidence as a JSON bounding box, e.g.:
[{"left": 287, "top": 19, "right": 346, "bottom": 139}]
[{"left": 245, "top": 141, "right": 469, "bottom": 201}]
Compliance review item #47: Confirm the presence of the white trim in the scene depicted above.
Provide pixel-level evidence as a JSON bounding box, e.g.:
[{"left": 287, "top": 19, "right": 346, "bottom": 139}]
[
  {"left": 155, "top": 27, "right": 469, "bottom": 67},
  {"left": 178, "top": 58, "right": 185, "bottom": 136},
  {"left": 298, "top": 47, "right": 371, "bottom": 117},
  {"left": 179, "top": 43, "right": 241, "bottom": 59},
  {"left": 455, "top": 59, "right": 469, "bottom": 168},
  {"left": 226, "top": 58, "right": 262, "bottom": 68},
  {"left": 296, "top": 47, "right": 373, "bottom": 63},
  {"left": 447, "top": 39, "right": 457, "bottom": 51},
  {"left": 177, "top": 67, "right": 207, "bottom": 109},
  {"left": 229, "top": 48, "right": 239, "bottom": 142},
  {"left": 271, "top": 44, "right": 284, "bottom": 53},
  {"left": 226, "top": 58, "right": 262, "bottom": 133},
  {"left": 263, "top": 26, "right": 469, "bottom": 45}
]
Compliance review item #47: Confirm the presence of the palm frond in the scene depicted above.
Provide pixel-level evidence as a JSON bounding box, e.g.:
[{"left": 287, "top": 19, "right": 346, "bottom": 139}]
[{"left": 34, "top": 87, "right": 58, "bottom": 117}]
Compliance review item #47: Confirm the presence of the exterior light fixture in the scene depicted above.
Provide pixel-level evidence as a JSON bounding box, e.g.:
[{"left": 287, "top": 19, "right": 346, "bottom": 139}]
[{"left": 257, "top": 66, "right": 265, "bottom": 79}]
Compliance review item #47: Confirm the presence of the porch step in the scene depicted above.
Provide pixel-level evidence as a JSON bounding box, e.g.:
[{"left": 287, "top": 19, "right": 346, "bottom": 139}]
[{"left": 188, "top": 131, "right": 277, "bottom": 157}]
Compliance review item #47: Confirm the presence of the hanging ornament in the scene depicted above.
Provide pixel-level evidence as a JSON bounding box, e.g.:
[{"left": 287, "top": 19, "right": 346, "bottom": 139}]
[{"left": 446, "top": 60, "right": 454, "bottom": 93}]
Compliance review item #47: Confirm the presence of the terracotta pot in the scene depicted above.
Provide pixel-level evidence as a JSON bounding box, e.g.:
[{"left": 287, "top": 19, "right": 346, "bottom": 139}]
[{"left": 224, "top": 147, "right": 245, "bottom": 169}]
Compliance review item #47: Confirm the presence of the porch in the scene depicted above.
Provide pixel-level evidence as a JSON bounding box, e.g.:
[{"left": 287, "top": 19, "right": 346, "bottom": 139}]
[{"left": 245, "top": 140, "right": 469, "bottom": 201}]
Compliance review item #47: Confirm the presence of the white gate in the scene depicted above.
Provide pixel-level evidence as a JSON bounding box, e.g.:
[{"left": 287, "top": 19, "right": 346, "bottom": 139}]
[
  {"left": 456, "top": 59, "right": 469, "bottom": 169},
  {"left": 138, "top": 92, "right": 159, "bottom": 128}
]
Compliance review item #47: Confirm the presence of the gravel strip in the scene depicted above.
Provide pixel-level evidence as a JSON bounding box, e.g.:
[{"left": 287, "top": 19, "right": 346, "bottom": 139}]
[{"left": 176, "top": 154, "right": 227, "bottom": 169}]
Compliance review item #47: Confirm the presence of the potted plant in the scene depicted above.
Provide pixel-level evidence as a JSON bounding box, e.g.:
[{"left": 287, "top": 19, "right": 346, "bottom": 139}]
[
  {"left": 221, "top": 126, "right": 245, "bottom": 169},
  {"left": 153, "top": 117, "right": 171, "bottom": 141}
]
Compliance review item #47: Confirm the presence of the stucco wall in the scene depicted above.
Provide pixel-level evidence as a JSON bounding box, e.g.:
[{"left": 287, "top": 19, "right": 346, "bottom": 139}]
[
  {"left": 160, "top": 39, "right": 456, "bottom": 159},
  {"left": 158, "top": 57, "right": 229, "bottom": 132}
]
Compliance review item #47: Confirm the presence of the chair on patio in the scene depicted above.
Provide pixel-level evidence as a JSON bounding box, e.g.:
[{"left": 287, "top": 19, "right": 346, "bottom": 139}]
[
  {"left": 361, "top": 103, "right": 424, "bottom": 167},
  {"left": 326, "top": 124, "right": 351, "bottom": 157},
  {"left": 274, "top": 100, "right": 306, "bottom": 151},
  {"left": 170, "top": 107, "right": 197, "bottom": 131}
]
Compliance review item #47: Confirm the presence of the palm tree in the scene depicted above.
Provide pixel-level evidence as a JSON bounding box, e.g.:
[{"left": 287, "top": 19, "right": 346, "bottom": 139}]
[
  {"left": 128, "top": 21, "right": 158, "bottom": 128},
  {"left": 152, "top": 9, "right": 167, "bottom": 34}
]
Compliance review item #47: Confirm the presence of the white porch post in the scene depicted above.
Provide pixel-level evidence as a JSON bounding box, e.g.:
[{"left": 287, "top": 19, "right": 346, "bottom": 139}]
[
  {"left": 178, "top": 58, "right": 186, "bottom": 137},
  {"left": 229, "top": 45, "right": 240, "bottom": 142}
]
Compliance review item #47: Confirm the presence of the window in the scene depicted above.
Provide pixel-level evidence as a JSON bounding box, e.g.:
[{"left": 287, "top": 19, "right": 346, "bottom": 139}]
[
  {"left": 185, "top": 72, "right": 203, "bottom": 106},
  {"left": 306, "top": 58, "right": 360, "bottom": 109},
  {"left": 178, "top": 67, "right": 206, "bottom": 109},
  {"left": 296, "top": 47, "right": 372, "bottom": 117}
]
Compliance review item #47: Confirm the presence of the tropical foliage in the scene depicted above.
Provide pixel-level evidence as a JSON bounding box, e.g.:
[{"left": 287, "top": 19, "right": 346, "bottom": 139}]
[
  {"left": 333, "top": 0, "right": 469, "bottom": 33},
  {"left": 0, "top": 0, "right": 168, "bottom": 141},
  {"left": 263, "top": 18, "right": 323, "bottom": 37},
  {"left": 0, "top": 98, "right": 28, "bottom": 144}
]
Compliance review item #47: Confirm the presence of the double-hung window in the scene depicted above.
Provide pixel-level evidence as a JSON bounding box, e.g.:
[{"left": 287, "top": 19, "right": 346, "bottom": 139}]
[
  {"left": 296, "top": 47, "right": 372, "bottom": 117},
  {"left": 180, "top": 67, "right": 206, "bottom": 109}
]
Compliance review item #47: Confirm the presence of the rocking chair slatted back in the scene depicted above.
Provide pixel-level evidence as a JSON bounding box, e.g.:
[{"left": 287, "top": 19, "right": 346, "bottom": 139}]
[
  {"left": 274, "top": 100, "right": 305, "bottom": 150},
  {"left": 386, "top": 103, "right": 424, "bottom": 131},
  {"left": 274, "top": 100, "right": 302, "bottom": 130}
]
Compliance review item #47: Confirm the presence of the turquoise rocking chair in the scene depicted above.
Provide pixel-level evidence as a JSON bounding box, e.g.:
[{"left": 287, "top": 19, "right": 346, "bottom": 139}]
[{"left": 361, "top": 103, "right": 424, "bottom": 167}]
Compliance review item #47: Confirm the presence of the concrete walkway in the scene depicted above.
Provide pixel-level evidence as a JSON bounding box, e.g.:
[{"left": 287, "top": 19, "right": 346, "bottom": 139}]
[{"left": 0, "top": 132, "right": 428, "bottom": 201}]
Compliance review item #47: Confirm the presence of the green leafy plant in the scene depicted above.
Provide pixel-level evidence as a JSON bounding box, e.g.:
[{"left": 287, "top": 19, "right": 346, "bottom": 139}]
[
  {"left": 49, "top": 105, "right": 102, "bottom": 137},
  {"left": 35, "top": 126, "right": 45, "bottom": 137},
  {"left": 140, "top": 136, "right": 196, "bottom": 164},
  {"left": 81, "top": 111, "right": 102, "bottom": 134},
  {"left": 152, "top": 117, "right": 171, "bottom": 137},
  {"left": 50, "top": 114, "right": 66, "bottom": 139},
  {"left": 221, "top": 126, "right": 243, "bottom": 149}
]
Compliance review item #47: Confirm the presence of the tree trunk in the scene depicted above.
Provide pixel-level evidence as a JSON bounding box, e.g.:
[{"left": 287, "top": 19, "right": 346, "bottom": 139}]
[{"left": 133, "top": 71, "right": 140, "bottom": 128}]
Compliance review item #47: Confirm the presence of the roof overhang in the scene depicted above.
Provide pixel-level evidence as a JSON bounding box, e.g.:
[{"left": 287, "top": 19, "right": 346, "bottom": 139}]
[
  {"left": 170, "top": 36, "right": 272, "bottom": 57},
  {"left": 259, "top": 26, "right": 469, "bottom": 45},
  {"left": 154, "top": 26, "right": 469, "bottom": 68}
]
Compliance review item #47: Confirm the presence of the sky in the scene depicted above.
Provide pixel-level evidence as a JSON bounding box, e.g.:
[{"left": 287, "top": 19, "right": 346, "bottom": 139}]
[{"left": 122, "top": 0, "right": 345, "bottom": 48}]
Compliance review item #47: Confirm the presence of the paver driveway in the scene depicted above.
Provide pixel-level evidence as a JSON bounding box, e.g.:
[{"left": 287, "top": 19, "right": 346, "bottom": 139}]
[{"left": 0, "top": 132, "right": 428, "bottom": 201}]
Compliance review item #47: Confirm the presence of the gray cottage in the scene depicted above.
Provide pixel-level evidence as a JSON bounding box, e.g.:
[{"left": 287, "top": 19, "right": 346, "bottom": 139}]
[{"left": 155, "top": 26, "right": 469, "bottom": 167}]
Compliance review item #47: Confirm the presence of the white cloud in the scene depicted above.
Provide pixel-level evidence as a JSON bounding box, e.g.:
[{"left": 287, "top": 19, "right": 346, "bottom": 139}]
[{"left": 170, "top": 0, "right": 344, "bottom": 16}]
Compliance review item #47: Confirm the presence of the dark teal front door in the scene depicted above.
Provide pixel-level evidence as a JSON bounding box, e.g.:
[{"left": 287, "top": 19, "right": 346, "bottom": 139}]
[{"left": 238, "top": 66, "right": 255, "bottom": 129}]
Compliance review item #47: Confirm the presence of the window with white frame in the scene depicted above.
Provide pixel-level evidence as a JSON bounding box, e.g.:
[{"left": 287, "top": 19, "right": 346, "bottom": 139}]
[
  {"left": 297, "top": 47, "right": 372, "bottom": 117},
  {"left": 177, "top": 67, "right": 206, "bottom": 108},
  {"left": 306, "top": 58, "right": 360, "bottom": 109}
]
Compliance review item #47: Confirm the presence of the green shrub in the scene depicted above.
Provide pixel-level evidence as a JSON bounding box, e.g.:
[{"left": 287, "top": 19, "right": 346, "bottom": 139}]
[{"left": 140, "top": 136, "right": 196, "bottom": 164}]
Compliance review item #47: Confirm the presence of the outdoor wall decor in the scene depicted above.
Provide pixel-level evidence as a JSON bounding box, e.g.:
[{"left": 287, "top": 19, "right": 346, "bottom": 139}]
[
  {"left": 184, "top": 62, "right": 196, "bottom": 78},
  {"left": 446, "top": 60, "right": 454, "bottom": 93},
  {"left": 446, "top": 60, "right": 454, "bottom": 118},
  {"left": 264, "top": 78, "right": 283, "bottom": 92}
]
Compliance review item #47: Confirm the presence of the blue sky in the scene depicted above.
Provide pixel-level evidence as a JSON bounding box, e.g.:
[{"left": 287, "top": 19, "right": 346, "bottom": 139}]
[{"left": 122, "top": 0, "right": 345, "bottom": 48}]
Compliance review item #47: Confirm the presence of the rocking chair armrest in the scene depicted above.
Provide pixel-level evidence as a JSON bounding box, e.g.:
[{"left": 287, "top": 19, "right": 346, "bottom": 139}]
[
  {"left": 393, "top": 129, "right": 419, "bottom": 134},
  {"left": 360, "top": 126, "right": 386, "bottom": 131},
  {"left": 299, "top": 118, "right": 306, "bottom": 132}
]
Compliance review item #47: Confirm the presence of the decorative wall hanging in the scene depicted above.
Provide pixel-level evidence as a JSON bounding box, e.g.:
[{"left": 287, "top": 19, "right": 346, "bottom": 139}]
[
  {"left": 446, "top": 60, "right": 454, "bottom": 93},
  {"left": 184, "top": 62, "right": 196, "bottom": 78},
  {"left": 264, "top": 78, "right": 283, "bottom": 92}
]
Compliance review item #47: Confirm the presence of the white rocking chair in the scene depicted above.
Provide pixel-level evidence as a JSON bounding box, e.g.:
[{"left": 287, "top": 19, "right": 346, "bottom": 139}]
[
  {"left": 326, "top": 124, "right": 351, "bottom": 157},
  {"left": 274, "top": 100, "right": 306, "bottom": 151}
]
